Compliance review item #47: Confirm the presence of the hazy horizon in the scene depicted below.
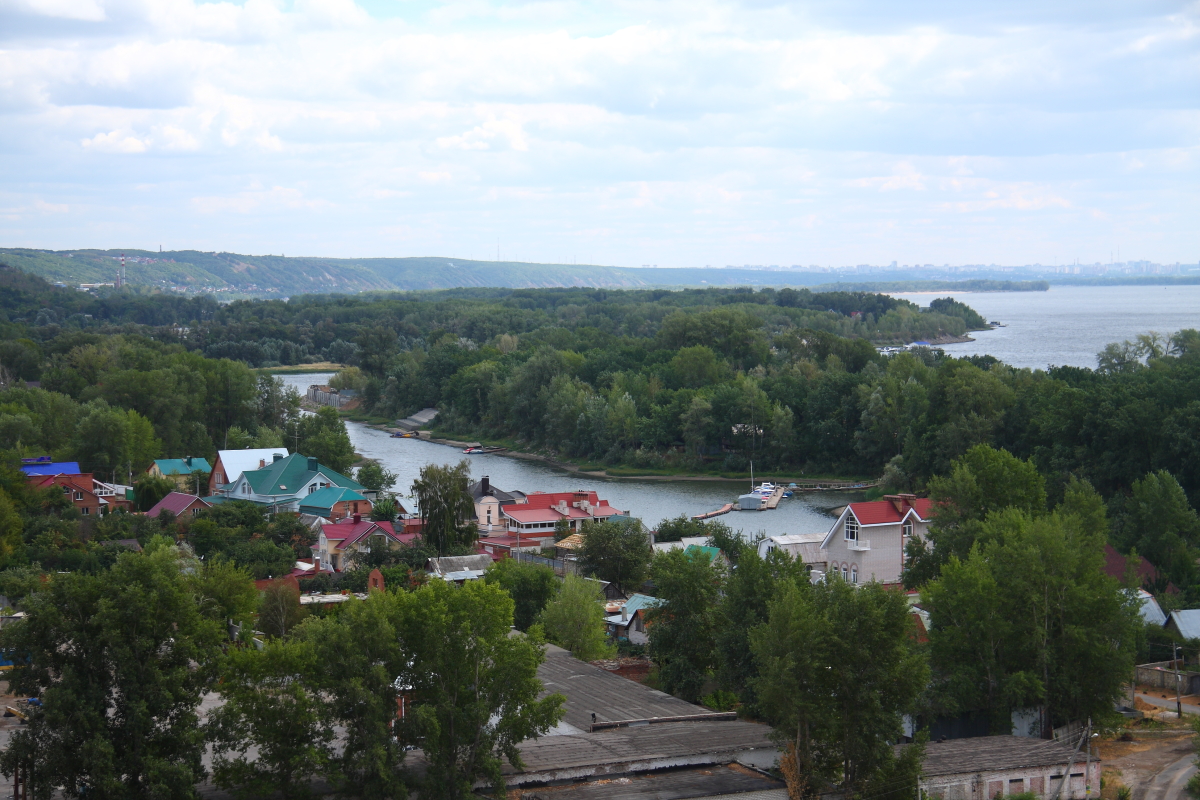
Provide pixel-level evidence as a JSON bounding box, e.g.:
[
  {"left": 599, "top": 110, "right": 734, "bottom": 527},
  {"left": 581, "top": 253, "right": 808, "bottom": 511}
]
[{"left": 2, "top": 0, "right": 1196, "bottom": 267}]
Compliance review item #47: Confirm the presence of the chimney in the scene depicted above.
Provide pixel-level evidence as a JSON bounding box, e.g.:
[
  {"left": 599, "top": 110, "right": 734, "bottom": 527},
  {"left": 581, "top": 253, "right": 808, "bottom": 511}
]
[
  {"left": 622, "top": 605, "right": 629, "bottom": 622},
  {"left": 259, "top": 459, "right": 266, "bottom": 468},
  {"left": 482, "top": 475, "right": 490, "bottom": 495},
  {"left": 353, "top": 514, "right": 361, "bottom": 524},
  {"left": 307, "top": 457, "right": 318, "bottom": 471},
  {"left": 273, "top": 453, "right": 284, "bottom": 462}
]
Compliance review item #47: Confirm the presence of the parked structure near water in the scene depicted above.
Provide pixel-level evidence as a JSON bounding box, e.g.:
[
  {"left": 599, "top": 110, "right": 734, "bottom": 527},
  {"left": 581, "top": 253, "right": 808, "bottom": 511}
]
[{"left": 306, "top": 384, "right": 358, "bottom": 409}]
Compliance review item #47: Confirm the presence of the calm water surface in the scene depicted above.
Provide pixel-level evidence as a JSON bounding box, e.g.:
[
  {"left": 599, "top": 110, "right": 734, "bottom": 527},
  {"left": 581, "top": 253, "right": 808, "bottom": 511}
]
[
  {"left": 277, "top": 373, "right": 849, "bottom": 538},
  {"left": 893, "top": 284, "right": 1200, "bottom": 370}
]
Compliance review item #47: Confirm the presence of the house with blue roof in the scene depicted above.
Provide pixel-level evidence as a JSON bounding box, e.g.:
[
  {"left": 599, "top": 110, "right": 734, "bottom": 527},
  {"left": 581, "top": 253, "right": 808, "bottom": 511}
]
[{"left": 20, "top": 458, "right": 81, "bottom": 476}]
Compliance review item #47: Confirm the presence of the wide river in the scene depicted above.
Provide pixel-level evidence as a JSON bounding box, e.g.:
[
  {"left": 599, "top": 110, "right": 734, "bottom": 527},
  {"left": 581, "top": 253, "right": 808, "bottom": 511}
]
[
  {"left": 278, "top": 284, "right": 1200, "bottom": 538},
  {"left": 893, "top": 283, "right": 1200, "bottom": 370}
]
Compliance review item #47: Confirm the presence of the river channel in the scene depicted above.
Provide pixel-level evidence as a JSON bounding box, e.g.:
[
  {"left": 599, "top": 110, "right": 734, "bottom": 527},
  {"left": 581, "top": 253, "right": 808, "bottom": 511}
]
[{"left": 277, "top": 373, "right": 851, "bottom": 539}]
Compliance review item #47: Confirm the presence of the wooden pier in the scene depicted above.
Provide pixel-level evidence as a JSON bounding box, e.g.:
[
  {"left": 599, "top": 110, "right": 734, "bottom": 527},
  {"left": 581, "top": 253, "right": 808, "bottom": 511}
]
[
  {"left": 763, "top": 486, "right": 786, "bottom": 509},
  {"left": 692, "top": 503, "right": 733, "bottom": 521}
]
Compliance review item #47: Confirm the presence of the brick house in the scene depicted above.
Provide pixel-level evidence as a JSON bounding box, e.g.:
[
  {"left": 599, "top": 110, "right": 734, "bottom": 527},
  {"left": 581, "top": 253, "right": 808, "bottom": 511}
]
[{"left": 820, "top": 494, "right": 933, "bottom": 585}]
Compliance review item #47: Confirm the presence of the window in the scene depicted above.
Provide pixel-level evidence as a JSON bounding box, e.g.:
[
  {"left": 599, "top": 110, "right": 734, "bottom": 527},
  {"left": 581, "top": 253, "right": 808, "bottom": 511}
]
[
  {"left": 841, "top": 565, "right": 848, "bottom": 579},
  {"left": 81, "top": 506, "right": 90, "bottom": 515},
  {"left": 308, "top": 484, "right": 317, "bottom": 494},
  {"left": 845, "top": 515, "right": 859, "bottom": 541},
  {"left": 850, "top": 566, "right": 858, "bottom": 584},
  {"left": 74, "top": 491, "right": 83, "bottom": 501},
  {"left": 902, "top": 520, "right": 913, "bottom": 539},
  {"left": 191, "top": 508, "right": 201, "bottom": 517}
]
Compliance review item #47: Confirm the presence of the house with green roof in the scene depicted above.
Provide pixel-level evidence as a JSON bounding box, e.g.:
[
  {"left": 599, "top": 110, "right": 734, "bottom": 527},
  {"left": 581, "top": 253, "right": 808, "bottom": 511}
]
[
  {"left": 298, "top": 486, "right": 371, "bottom": 522},
  {"left": 223, "top": 453, "right": 365, "bottom": 513},
  {"left": 148, "top": 457, "right": 212, "bottom": 491}
]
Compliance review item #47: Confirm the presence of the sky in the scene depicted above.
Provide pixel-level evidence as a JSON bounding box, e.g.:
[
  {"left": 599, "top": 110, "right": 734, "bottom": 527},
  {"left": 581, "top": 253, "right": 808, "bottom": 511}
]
[{"left": 0, "top": 0, "right": 1197, "bottom": 268}]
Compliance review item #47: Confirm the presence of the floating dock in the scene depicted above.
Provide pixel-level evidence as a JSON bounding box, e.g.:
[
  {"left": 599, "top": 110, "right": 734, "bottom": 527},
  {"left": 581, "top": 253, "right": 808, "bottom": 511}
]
[
  {"left": 762, "top": 486, "right": 786, "bottom": 509},
  {"left": 692, "top": 503, "right": 733, "bottom": 521}
]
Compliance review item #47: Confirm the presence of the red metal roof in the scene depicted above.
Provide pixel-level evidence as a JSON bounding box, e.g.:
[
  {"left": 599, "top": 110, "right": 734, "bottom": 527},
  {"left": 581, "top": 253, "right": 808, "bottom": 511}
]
[
  {"left": 146, "top": 492, "right": 210, "bottom": 518},
  {"left": 847, "top": 496, "right": 932, "bottom": 526},
  {"left": 320, "top": 518, "right": 419, "bottom": 548}
]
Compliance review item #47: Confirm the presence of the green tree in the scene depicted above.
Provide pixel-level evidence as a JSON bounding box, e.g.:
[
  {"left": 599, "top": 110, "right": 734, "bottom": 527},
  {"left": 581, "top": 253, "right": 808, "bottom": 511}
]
[
  {"left": 301, "top": 593, "right": 410, "bottom": 799},
  {"left": 357, "top": 460, "right": 398, "bottom": 492},
  {"left": 0, "top": 547, "right": 222, "bottom": 799},
  {"left": 484, "top": 558, "right": 558, "bottom": 632},
  {"left": 133, "top": 473, "right": 176, "bottom": 512},
  {"left": 905, "top": 444, "right": 1046, "bottom": 587},
  {"left": 289, "top": 406, "right": 355, "bottom": 475},
  {"left": 392, "top": 580, "right": 565, "bottom": 799},
  {"left": 646, "top": 547, "right": 724, "bottom": 701},
  {"left": 188, "top": 556, "right": 258, "bottom": 638},
  {"left": 654, "top": 514, "right": 710, "bottom": 543},
  {"left": 412, "top": 460, "right": 476, "bottom": 556},
  {"left": 370, "top": 496, "right": 399, "bottom": 522},
  {"left": 716, "top": 547, "right": 808, "bottom": 714},
  {"left": 539, "top": 574, "right": 613, "bottom": 661},
  {"left": 0, "top": 488, "right": 25, "bottom": 569},
  {"left": 1111, "top": 470, "right": 1200, "bottom": 592},
  {"left": 922, "top": 507, "right": 1140, "bottom": 733},
  {"left": 207, "top": 638, "right": 335, "bottom": 800},
  {"left": 751, "top": 579, "right": 928, "bottom": 798},
  {"left": 258, "top": 579, "right": 309, "bottom": 638},
  {"left": 577, "top": 518, "right": 652, "bottom": 595}
]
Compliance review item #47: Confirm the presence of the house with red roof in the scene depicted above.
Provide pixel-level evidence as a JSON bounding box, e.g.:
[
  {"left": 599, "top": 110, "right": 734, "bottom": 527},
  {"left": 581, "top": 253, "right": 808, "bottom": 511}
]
[
  {"left": 313, "top": 514, "right": 421, "bottom": 571},
  {"left": 819, "top": 494, "right": 933, "bottom": 586},
  {"left": 25, "top": 472, "right": 132, "bottom": 515},
  {"left": 146, "top": 492, "right": 211, "bottom": 519},
  {"left": 500, "top": 490, "right": 627, "bottom": 548}
]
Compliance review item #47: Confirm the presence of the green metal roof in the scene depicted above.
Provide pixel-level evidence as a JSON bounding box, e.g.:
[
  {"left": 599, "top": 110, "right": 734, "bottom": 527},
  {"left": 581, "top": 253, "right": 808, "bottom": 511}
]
[
  {"left": 153, "top": 457, "right": 211, "bottom": 476},
  {"left": 684, "top": 544, "right": 723, "bottom": 563},
  {"left": 298, "top": 486, "right": 367, "bottom": 513},
  {"left": 241, "top": 453, "right": 362, "bottom": 496}
]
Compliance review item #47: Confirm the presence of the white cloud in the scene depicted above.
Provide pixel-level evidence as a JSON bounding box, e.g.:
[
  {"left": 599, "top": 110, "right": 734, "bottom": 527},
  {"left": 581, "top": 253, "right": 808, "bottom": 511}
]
[{"left": 0, "top": 0, "right": 1195, "bottom": 264}]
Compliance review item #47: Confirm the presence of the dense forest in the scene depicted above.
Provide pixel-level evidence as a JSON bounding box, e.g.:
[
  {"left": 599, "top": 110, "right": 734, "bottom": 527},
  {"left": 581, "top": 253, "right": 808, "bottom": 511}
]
[{"left": 3, "top": 263, "right": 1200, "bottom": 596}]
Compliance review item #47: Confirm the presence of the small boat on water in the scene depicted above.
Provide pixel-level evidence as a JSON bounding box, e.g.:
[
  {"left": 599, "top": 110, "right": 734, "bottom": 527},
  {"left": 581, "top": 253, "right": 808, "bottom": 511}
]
[
  {"left": 391, "top": 431, "right": 419, "bottom": 438},
  {"left": 751, "top": 482, "right": 776, "bottom": 497},
  {"left": 463, "top": 446, "right": 484, "bottom": 454}
]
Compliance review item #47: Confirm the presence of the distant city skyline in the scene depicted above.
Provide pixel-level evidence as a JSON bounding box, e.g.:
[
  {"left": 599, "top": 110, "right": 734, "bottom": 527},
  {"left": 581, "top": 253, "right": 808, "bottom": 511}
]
[{"left": 0, "top": 0, "right": 1195, "bottom": 266}]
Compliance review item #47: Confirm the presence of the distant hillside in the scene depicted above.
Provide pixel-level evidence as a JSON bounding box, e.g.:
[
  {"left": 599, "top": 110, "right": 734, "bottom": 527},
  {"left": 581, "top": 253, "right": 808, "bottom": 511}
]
[{"left": 0, "top": 248, "right": 1051, "bottom": 297}]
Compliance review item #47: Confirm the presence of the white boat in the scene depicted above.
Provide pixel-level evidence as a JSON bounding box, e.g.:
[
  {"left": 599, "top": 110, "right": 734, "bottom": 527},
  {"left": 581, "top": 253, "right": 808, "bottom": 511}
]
[{"left": 751, "top": 482, "right": 776, "bottom": 497}]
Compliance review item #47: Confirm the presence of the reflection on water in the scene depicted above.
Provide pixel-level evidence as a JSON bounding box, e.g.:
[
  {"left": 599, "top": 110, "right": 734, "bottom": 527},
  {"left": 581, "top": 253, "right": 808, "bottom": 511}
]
[{"left": 277, "top": 373, "right": 845, "bottom": 539}]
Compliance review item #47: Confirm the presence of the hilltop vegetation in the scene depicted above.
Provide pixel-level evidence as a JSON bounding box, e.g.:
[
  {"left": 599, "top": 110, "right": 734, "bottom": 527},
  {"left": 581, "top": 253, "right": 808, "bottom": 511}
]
[{"left": 2, "top": 247, "right": 1051, "bottom": 296}]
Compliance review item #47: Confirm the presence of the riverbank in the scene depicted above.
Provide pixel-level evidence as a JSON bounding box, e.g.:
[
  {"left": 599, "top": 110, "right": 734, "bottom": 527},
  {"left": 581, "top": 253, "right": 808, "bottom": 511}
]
[{"left": 366, "top": 424, "right": 874, "bottom": 486}]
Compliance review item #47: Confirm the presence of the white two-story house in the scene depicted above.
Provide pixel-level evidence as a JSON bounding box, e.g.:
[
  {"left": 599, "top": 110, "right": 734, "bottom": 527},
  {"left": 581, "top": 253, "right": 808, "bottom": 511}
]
[{"left": 819, "top": 494, "right": 933, "bottom": 586}]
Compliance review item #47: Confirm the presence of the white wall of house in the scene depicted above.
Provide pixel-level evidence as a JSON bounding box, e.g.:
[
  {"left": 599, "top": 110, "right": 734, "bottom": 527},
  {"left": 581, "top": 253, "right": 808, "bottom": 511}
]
[{"left": 821, "top": 510, "right": 929, "bottom": 585}]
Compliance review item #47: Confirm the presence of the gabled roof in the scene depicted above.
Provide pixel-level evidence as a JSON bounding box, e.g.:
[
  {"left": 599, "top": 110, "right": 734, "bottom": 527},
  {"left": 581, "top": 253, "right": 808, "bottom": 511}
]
[
  {"left": 153, "top": 457, "right": 211, "bottom": 476},
  {"left": 605, "top": 593, "right": 662, "bottom": 627},
  {"left": 146, "top": 492, "right": 210, "bottom": 518},
  {"left": 298, "top": 486, "right": 367, "bottom": 512},
  {"left": 847, "top": 496, "right": 932, "bottom": 526},
  {"left": 241, "top": 453, "right": 362, "bottom": 496},
  {"left": 683, "top": 544, "right": 723, "bottom": 564},
  {"left": 1103, "top": 544, "right": 1176, "bottom": 594},
  {"left": 20, "top": 461, "right": 81, "bottom": 476},
  {"left": 1135, "top": 589, "right": 1167, "bottom": 626},
  {"left": 214, "top": 448, "right": 290, "bottom": 484},
  {"left": 822, "top": 495, "right": 932, "bottom": 548},
  {"left": 320, "top": 518, "right": 414, "bottom": 549},
  {"left": 1167, "top": 610, "right": 1200, "bottom": 640}
]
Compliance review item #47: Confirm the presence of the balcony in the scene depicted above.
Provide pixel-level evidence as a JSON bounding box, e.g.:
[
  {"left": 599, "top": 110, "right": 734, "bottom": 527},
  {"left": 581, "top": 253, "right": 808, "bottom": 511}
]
[{"left": 847, "top": 539, "right": 871, "bottom": 552}]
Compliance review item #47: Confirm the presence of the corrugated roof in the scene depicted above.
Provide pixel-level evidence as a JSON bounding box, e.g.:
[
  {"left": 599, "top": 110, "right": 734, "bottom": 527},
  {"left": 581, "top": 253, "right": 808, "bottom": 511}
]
[
  {"left": 298, "top": 486, "right": 366, "bottom": 511},
  {"left": 848, "top": 496, "right": 932, "bottom": 526},
  {"left": 242, "top": 453, "right": 362, "bottom": 495},
  {"left": 1168, "top": 610, "right": 1200, "bottom": 640},
  {"left": 684, "top": 544, "right": 722, "bottom": 563},
  {"left": 913, "top": 735, "right": 1094, "bottom": 777},
  {"left": 1136, "top": 590, "right": 1167, "bottom": 626},
  {"left": 146, "top": 492, "right": 209, "bottom": 518},
  {"left": 153, "top": 457, "right": 211, "bottom": 476},
  {"left": 215, "top": 448, "right": 290, "bottom": 485},
  {"left": 20, "top": 461, "right": 81, "bottom": 476}
]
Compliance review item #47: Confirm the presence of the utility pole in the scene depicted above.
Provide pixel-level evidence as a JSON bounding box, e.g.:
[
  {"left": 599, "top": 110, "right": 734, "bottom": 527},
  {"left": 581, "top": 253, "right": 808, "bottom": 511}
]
[
  {"left": 1175, "top": 644, "right": 1183, "bottom": 718},
  {"left": 1084, "top": 717, "right": 1093, "bottom": 799}
]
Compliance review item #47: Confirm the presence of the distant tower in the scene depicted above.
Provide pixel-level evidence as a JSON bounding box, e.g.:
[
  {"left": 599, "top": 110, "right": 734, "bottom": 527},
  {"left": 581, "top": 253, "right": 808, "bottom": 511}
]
[{"left": 117, "top": 253, "right": 125, "bottom": 288}]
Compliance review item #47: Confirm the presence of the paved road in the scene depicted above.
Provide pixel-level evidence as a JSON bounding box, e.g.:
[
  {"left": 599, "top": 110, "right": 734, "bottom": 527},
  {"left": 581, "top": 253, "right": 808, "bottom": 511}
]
[
  {"left": 1137, "top": 692, "right": 1200, "bottom": 716},
  {"left": 1143, "top": 753, "right": 1197, "bottom": 800}
]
